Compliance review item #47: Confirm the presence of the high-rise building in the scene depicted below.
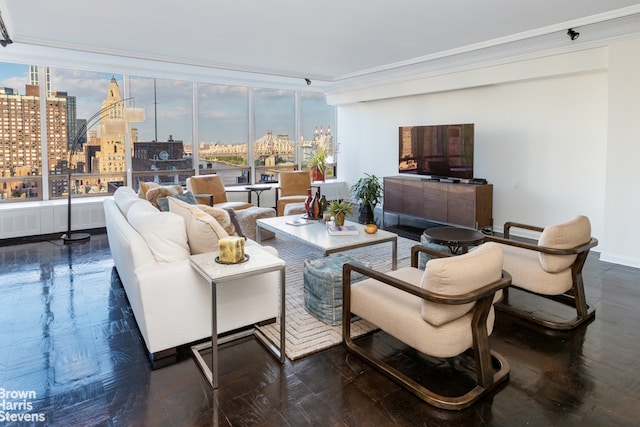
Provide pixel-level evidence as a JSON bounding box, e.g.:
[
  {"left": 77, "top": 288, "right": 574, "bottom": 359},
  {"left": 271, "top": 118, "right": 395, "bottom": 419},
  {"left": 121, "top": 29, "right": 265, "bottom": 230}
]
[
  {"left": 0, "top": 84, "right": 68, "bottom": 198},
  {"left": 94, "top": 77, "right": 127, "bottom": 176},
  {"left": 29, "top": 65, "right": 51, "bottom": 97}
]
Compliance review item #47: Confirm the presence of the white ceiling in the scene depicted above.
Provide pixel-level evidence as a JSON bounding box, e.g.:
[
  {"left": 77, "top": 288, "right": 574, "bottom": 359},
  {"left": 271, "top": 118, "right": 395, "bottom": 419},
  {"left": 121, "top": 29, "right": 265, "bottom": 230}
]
[{"left": 2, "top": 0, "right": 640, "bottom": 90}]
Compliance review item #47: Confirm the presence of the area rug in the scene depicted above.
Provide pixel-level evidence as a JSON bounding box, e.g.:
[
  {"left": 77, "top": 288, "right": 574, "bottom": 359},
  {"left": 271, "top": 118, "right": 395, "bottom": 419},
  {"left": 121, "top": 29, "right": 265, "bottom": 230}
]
[{"left": 257, "top": 234, "right": 416, "bottom": 360}]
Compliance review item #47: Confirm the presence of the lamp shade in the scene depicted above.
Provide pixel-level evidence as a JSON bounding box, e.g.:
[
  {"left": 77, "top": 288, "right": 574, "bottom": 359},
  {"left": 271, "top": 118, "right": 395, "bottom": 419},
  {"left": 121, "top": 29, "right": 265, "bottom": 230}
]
[
  {"left": 102, "top": 118, "right": 127, "bottom": 135},
  {"left": 124, "top": 107, "right": 145, "bottom": 123}
]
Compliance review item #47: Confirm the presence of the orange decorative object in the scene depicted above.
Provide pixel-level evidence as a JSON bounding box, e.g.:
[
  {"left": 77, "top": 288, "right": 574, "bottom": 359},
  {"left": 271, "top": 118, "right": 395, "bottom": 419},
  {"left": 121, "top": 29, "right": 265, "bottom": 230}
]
[
  {"left": 364, "top": 223, "right": 378, "bottom": 234},
  {"left": 309, "top": 166, "right": 325, "bottom": 182}
]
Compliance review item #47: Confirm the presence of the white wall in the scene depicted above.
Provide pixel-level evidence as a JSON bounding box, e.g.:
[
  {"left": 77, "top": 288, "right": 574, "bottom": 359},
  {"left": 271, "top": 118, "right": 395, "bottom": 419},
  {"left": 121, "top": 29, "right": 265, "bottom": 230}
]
[
  {"left": 335, "top": 40, "right": 640, "bottom": 267},
  {"left": 602, "top": 39, "right": 640, "bottom": 267}
]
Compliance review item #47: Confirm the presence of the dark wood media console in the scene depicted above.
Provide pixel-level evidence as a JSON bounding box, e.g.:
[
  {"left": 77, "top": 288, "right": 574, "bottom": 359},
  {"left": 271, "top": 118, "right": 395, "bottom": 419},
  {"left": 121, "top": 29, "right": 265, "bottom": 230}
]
[{"left": 383, "top": 176, "right": 493, "bottom": 230}]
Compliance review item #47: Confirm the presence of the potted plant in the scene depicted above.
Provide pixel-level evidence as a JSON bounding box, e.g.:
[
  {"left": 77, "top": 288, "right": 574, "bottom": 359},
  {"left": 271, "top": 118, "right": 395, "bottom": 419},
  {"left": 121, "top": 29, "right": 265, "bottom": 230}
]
[
  {"left": 307, "top": 147, "right": 326, "bottom": 182},
  {"left": 327, "top": 199, "right": 354, "bottom": 226},
  {"left": 351, "top": 173, "right": 382, "bottom": 224}
]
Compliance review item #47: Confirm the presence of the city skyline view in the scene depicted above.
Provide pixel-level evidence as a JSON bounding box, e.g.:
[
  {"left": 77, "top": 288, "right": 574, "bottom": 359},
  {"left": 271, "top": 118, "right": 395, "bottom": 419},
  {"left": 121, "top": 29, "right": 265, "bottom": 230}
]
[{"left": 0, "top": 63, "right": 334, "bottom": 146}]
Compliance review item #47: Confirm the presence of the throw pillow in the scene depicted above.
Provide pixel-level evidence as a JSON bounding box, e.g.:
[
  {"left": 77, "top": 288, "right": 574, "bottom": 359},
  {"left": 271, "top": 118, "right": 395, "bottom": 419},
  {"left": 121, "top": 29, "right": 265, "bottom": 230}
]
[
  {"left": 137, "top": 181, "right": 160, "bottom": 199},
  {"left": 224, "top": 208, "right": 246, "bottom": 239},
  {"left": 198, "top": 205, "right": 240, "bottom": 237},
  {"left": 168, "top": 197, "right": 229, "bottom": 254},
  {"left": 146, "top": 186, "right": 184, "bottom": 210},
  {"left": 157, "top": 191, "right": 198, "bottom": 212},
  {"left": 127, "top": 201, "right": 191, "bottom": 263}
]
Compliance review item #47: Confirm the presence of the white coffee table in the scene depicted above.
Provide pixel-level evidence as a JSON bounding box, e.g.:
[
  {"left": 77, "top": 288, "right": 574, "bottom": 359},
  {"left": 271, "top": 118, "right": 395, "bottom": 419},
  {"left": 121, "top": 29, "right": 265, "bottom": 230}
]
[
  {"left": 257, "top": 216, "right": 398, "bottom": 270},
  {"left": 189, "top": 245, "right": 286, "bottom": 388}
]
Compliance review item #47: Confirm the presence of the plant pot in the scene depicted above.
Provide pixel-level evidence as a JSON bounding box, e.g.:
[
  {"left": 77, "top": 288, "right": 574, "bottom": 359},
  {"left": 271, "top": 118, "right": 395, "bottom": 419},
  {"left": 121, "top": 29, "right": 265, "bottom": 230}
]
[
  {"left": 309, "top": 166, "right": 325, "bottom": 182},
  {"left": 334, "top": 212, "right": 346, "bottom": 226},
  {"left": 358, "top": 204, "right": 375, "bottom": 224}
]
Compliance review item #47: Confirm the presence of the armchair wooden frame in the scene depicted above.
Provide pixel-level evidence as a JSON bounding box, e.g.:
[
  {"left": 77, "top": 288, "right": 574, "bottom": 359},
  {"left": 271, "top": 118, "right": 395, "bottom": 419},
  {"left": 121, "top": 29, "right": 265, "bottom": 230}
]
[
  {"left": 342, "top": 245, "right": 512, "bottom": 410},
  {"left": 484, "top": 221, "right": 599, "bottom": 330}
]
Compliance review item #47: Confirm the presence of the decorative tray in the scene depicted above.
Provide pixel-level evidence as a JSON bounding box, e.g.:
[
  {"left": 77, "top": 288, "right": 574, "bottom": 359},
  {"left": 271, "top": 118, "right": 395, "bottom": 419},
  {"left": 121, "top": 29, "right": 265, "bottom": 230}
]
[{"left": 215, "top": 254, "right": 250, "bottom": 265}]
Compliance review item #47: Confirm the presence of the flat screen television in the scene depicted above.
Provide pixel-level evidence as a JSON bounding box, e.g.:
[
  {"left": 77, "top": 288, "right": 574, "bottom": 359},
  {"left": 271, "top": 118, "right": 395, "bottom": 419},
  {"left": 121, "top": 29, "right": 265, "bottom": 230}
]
[{"left": 398, "top": 123, "right": 474, "bottom": 179}]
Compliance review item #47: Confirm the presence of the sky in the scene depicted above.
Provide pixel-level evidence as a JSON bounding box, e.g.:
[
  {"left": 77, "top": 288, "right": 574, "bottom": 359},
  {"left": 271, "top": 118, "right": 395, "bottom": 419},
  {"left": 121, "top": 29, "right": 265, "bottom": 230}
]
[{"left": 0, "top": 62, "right": 334, "bottom": 145}]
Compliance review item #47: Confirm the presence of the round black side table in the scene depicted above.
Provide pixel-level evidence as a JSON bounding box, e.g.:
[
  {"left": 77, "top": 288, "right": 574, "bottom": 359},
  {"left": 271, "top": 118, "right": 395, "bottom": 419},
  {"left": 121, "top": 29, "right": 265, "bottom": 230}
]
[{"left": 423, "top": 226, "right": 485, "bottom": 255}]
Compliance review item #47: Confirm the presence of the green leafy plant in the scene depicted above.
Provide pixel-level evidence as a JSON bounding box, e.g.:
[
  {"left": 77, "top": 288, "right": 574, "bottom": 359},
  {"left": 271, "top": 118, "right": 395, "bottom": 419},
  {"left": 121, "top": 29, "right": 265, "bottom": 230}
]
[
  {"left": 351, "top": 173, "right": 382, "bottom": 212},
  {"left": 307, "top": 146, "right": 326, "bottom": 175},
  {"left": 327, "top": 199, "right": 354, "bottom": 226}
]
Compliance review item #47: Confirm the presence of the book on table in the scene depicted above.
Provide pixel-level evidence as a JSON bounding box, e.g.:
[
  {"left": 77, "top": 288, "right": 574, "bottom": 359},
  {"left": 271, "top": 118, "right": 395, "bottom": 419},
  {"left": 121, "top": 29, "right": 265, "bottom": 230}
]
[
  {"left": 327, "top": 225, "right": 359, "bottom": 235},
  {"left": 286, "top": 218, "right": 311, "bottom": 226}
]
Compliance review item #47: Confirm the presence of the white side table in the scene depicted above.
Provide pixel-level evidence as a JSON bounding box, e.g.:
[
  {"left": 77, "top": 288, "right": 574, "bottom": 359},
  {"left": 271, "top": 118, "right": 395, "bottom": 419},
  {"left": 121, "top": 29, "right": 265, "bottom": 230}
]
[{"left": 190, "top": 245, "right": 286, "bottom": 388}]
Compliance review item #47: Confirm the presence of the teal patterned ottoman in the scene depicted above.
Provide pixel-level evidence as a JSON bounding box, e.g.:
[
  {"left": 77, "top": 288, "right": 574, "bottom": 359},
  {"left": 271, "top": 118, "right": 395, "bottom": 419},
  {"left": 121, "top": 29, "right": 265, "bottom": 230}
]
[
  {"left": 418, "top": 232, "right": 452, "bottom": 270},
  {"left": 303, "top": 254, "right": 370, "bottom": 326}
]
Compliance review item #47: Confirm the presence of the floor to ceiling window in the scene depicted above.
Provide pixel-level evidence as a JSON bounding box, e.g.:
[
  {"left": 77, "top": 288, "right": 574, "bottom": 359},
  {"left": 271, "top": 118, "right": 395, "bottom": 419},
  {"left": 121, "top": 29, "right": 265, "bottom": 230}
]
[
  {"left": 299, "top": 91, "right": 337, "bottom": 179},
  {"left": 253, "top": 88, "right": 296, "bottom": 184},
  {"left": 0, "top": 60, "right": 337, "bottom": 203},
  {"left": 127, "top": 76, "right": 195, "bottom": 190},
  {"left": 0, "top": 64, "right": 42, "bottom": 201},
  {"left": 197, "top": 83, "right": 250, "bottom": 186}
]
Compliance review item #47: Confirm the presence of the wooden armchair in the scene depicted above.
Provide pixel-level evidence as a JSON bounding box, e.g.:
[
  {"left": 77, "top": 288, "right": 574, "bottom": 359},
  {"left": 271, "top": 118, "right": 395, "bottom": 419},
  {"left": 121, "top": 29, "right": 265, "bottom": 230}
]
[
  {"left": 343, "top": 242, "right": 511, "bottom": 410},
  {"left": 186, "top": 175, "right": 252, "bottom": 210},
  {"left": 483, "top": 215, "right": 598, "bottom": 330},
  {"left": 276, "top": 171, "right": 311, "bottom": 216}
]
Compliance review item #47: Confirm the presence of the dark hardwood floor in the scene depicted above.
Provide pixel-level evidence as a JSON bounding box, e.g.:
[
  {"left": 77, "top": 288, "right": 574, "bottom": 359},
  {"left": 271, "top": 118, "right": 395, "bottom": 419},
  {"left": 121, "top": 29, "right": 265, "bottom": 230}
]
[{"left": 0, "top": 232, "right": 639, "bottom": 426}]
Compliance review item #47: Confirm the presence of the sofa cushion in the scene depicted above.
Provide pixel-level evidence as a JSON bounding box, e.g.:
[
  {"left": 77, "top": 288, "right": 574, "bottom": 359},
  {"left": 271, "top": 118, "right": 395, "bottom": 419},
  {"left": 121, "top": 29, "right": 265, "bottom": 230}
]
[
  {"left": 168, "top": 197, "right": 230, "bottom": 254},
  {"left": 156, "top": 191, "right": 198, "bottom": 212},
  {"left": 127, "top": 201, "right": 191, "bottom": 263},
  {"left": 114, "top": 186, "right": 143, "bottom": 215},
  {"left": 197, "top": 205, "right": 242, "bottom": 237},
  {"left": 145, "top": 185, "right": 183, "bottom": 209},
  {"left": 420, "top": 242, "right": 503, "bottom": 326},
  {"left": 538, "top": 215, "right": 591, "bottom": 273}
]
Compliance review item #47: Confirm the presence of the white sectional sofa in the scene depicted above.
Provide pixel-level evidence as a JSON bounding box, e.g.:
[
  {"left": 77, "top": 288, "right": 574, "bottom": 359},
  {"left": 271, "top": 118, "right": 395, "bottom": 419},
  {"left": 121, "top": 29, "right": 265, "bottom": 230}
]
[{"left": 103, "top": 186, "right": 280, "bottom": 368}]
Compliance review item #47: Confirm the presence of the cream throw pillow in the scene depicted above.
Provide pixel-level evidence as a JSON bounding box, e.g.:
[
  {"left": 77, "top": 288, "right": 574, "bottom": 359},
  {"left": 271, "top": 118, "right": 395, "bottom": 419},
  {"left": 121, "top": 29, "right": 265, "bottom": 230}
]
[
  {"left": 168, "top": 197, "right": 229, "bottom": 254},
  {"left": 127, "top": 201, "right": 191, "bottom": 263}
]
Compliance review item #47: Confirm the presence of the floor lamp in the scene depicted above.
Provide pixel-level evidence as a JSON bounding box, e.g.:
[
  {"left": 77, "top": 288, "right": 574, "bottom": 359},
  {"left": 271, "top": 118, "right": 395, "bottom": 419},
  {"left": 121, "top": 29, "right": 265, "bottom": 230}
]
[{"left": 62, "top": 98, "right": 144, "bottom": 244}]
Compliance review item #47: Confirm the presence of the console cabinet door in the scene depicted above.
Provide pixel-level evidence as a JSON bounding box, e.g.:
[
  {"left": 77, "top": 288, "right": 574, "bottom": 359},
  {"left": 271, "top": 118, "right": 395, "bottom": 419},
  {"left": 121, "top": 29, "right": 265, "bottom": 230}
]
[
  {"left": 402, "top": 179, "right": 424, "bottom": 217},
  {"left": 423, "top": 181, "right": 447, "bottom": 223},
  {"left": 447, "top": 185, "right": 476, "bottom": 228},
  {"left": 383, "top": 178, "right": 403, "bottom": 213}
]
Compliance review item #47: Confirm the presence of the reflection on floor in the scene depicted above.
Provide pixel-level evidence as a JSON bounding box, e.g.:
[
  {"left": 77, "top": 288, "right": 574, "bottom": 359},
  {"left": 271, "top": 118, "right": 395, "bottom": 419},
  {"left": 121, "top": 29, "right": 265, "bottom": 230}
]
[{"left": 0, "top": 232, "right": 639, "bottom": 426}]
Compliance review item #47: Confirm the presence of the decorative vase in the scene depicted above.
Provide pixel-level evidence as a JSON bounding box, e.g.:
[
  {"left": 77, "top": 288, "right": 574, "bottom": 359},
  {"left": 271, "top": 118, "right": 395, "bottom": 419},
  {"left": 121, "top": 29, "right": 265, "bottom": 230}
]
[
  {"left": 304, "top": 188, "right": 313, "bottom": 217},
  {"left": 319, "top": 194, "right": 327, "bottom": 214},
  {"left": 358, "top": 204, "right": 375, "bottom": 224},
  {"left": 311, "top": 190, "right": 321, "bottom": 219},
  {"left": 335, "top": 212, "right": 346, "bottom": 226},
  {"left": 309, "top": 166, "right": 325, "bottom": 182}
]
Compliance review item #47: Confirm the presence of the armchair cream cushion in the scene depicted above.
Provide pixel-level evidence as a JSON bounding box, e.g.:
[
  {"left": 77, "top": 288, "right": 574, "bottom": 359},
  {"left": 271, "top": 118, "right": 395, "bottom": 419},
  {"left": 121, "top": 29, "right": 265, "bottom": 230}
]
[
  {"left": 538, "top": 215, "right": 591, "bottom": 273},
  {"left": 420, "top": 242, "right": 503, "bottom": 326}
]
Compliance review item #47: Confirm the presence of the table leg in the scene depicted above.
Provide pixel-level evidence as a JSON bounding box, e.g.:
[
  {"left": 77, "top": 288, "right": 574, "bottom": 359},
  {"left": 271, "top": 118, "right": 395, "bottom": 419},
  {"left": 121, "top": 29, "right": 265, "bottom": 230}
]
[
  {"left": 392, "top": 238, "right": 397, "bottom": 270},
  {"left": 279, "top": 267, "right": 286, "bottom": 362},
  {"left": 211, "top": 281, "right": 218, "bottom": 388}
]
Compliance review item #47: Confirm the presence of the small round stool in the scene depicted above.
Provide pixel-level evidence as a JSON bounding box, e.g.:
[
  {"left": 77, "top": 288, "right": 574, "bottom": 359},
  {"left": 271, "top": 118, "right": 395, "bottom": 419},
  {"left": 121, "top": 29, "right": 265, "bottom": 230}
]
[{"left": 303, "top": 254, "right": 370, "bottom": 325}]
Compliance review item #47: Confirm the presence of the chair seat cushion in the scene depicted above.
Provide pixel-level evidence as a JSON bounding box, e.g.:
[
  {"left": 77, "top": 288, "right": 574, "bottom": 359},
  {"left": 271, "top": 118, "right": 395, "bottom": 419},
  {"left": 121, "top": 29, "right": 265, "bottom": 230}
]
[
  {"left": 351, "top": 267, "right": 495, "bottom": 358},
  {"left": 499, "top": 244, "right": 573, "bottom": 295},
  {"left": 215, "top": 201, "right": 254, "bottom": 211}
]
